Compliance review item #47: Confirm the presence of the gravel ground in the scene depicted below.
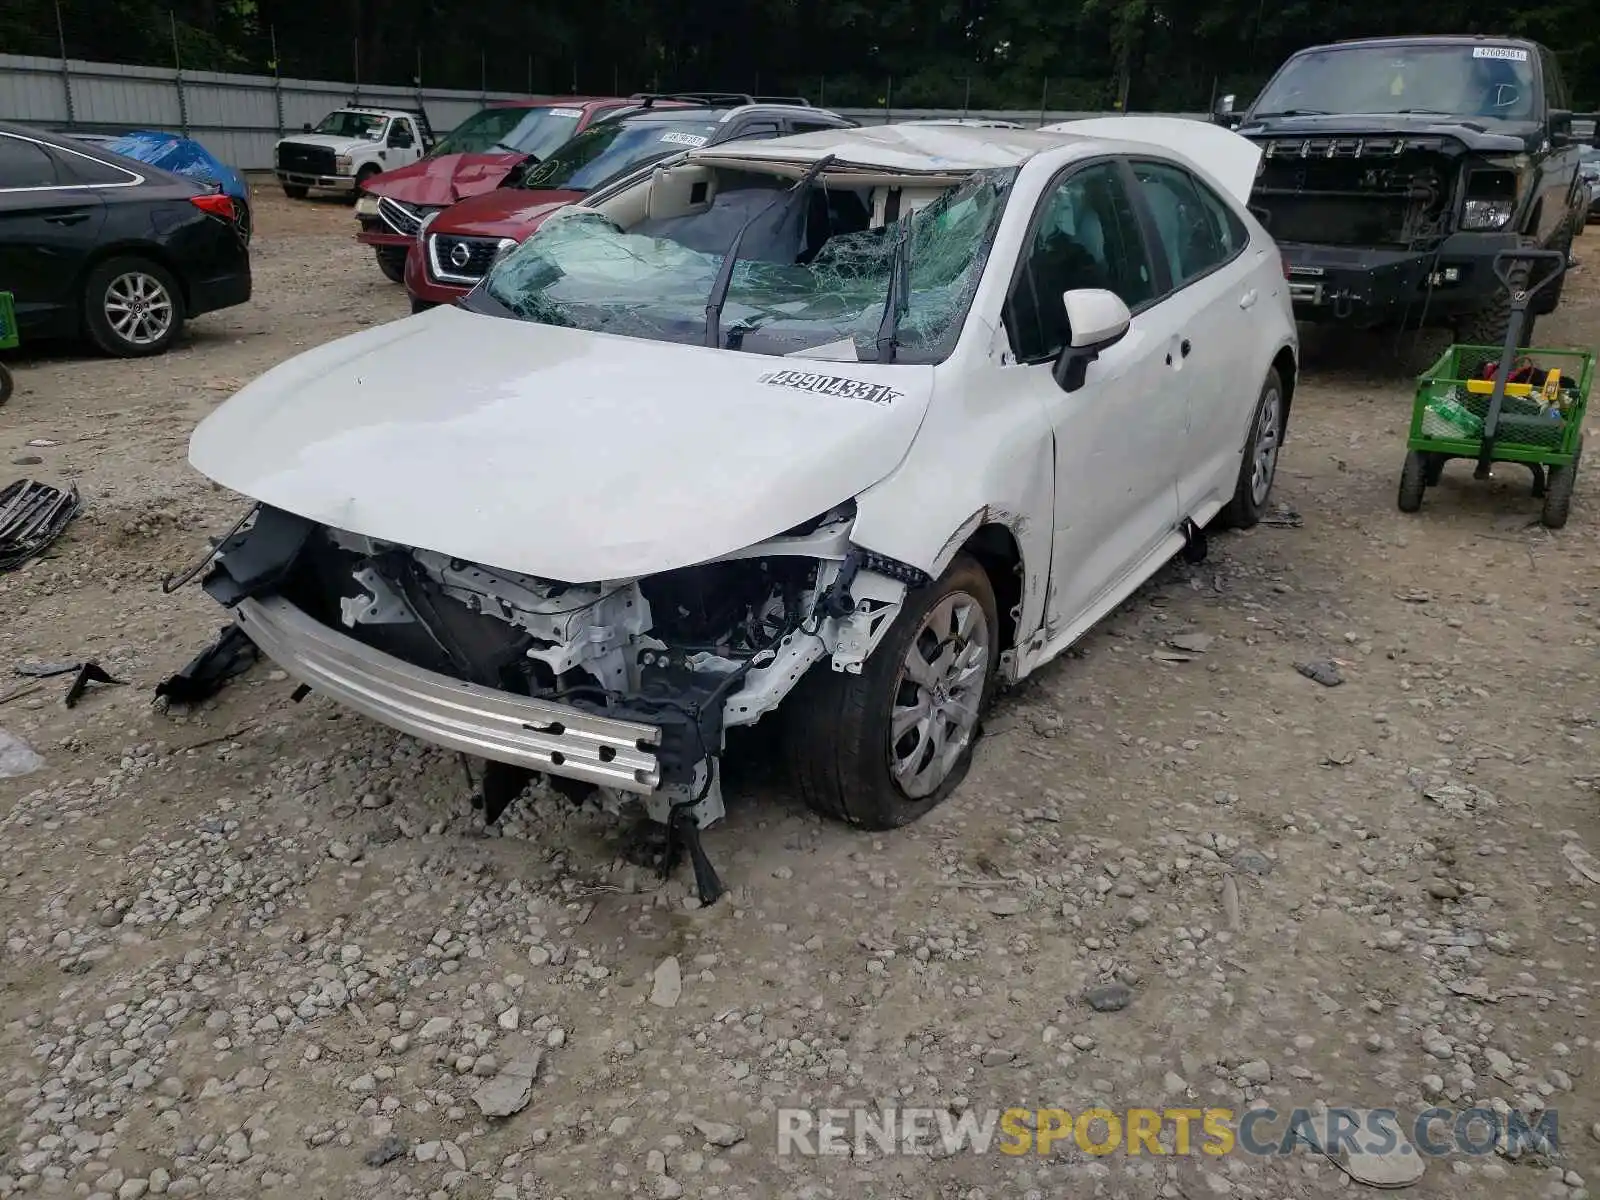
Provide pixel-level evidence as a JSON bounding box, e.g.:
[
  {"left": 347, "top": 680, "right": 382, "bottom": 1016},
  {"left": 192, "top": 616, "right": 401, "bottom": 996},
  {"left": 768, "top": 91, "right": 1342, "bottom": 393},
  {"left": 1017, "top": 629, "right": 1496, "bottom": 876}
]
[{"left": 1, "top": 183, "right": 1598, "bottom": 1200}]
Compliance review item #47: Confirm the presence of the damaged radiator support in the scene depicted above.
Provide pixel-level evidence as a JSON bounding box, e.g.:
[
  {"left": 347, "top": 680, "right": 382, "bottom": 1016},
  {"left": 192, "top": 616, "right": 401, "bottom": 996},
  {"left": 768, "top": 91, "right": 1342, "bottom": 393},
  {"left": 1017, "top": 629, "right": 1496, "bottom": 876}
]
[{"left": 171, "top": 503, "right": 910, "bottom": 906}]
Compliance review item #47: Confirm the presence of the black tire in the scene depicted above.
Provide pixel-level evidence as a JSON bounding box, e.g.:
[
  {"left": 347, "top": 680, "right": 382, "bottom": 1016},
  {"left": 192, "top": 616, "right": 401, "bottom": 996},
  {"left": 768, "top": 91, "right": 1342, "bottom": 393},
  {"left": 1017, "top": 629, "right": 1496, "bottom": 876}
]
[
  {"left": 350, "top": 167, "right": 380, "bottom": 204},
  {"left": 1398, "top": 449, "right": 1427, "bottom": 513},
  {"left": 82, "top": 256, "right": 184, "bottom": 358},
  {"left": 410, "top": 298, "right": 437, "bottom": 315},
  {"left": 786, "top": 552, "right": 999, "bottom": 830},
  {"left": 1217, "top": 367, "right": 1285, "bottom": 530},
  {"left": 1542, "top": 435, "right": 1581, "bottom": 529},
  {"left": 233, "top": 196, "right": 252, "bottom": 245},
  {"left": 0, "top": 363, "right": 12, "bottom": 407},
  {"left": 1455, "top": 257, "right": 1536, "bottom": 348},
  {"left": 1534, "top": 227, "right": 1573, "bottom": 316},
  {"left": 376, "top": 247, "right": 408, "bottom": 284},
  {"left": 1422, "top": 453, "right": 1446, "bottom": 487},
  {"left": 282, "top": 184, "right": 309, "bottom": 200}
]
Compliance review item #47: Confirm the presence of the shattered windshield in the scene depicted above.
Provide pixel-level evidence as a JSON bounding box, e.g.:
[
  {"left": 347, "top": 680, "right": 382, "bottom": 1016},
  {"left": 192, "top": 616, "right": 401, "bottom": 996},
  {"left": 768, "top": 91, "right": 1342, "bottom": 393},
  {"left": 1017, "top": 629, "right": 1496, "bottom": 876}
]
[
  {"left": 432, "top": 105, "right": 584, "bottom": 158},
  {"left": 1253, "top": 44, "right": 1537, "bottom": 120},
  {"left": 481, "top": 166, "right": 1016, "bottom": 362},
  {"left": 513, "top": 118, "right": 722, "bottom": 193},
  {"left": 315, "top": 111, "right": 388, "bottom": 140}
]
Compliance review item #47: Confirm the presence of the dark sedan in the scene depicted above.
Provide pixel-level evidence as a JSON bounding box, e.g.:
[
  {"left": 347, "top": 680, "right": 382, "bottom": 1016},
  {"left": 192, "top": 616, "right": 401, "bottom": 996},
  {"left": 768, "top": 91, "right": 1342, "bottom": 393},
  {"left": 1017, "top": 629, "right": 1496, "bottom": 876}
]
[{"left": 0, "top": 122, "right": 250, "bottom": 357}]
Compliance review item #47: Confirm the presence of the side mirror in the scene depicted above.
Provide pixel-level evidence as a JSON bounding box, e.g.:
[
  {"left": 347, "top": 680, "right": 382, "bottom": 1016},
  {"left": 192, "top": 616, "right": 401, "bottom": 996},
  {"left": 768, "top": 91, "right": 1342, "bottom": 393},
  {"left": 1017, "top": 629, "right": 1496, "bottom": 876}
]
[
  {"left": 1549, "top": 108, "right": 1573, "bottom": 147},
  {"left": 1212, "top": 92, "right": 1244, "bottom": 128},
  {"left": 1051, "top": 289, "right": 1131, "bottom": 393},
  {"left": 301, "top": 122, "right": 312, "bottom": 133}
]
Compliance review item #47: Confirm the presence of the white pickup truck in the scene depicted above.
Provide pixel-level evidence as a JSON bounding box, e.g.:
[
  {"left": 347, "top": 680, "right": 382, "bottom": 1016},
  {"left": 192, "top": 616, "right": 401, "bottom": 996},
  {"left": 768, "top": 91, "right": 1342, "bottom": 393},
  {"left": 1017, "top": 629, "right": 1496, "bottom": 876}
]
[{"left": 274, "top": 105, "right": 435, "bottom": 200}]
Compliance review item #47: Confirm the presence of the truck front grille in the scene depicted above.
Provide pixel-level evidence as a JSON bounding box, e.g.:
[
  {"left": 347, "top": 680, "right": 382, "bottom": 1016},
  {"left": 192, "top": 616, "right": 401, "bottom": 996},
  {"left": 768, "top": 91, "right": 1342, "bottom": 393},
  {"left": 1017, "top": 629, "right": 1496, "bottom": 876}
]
[
  {"left": 276, "top": 142, "right": 335, "bottom": 175},
  {"left": 427, "top": 233, "right": 499, "bottom": 285}
]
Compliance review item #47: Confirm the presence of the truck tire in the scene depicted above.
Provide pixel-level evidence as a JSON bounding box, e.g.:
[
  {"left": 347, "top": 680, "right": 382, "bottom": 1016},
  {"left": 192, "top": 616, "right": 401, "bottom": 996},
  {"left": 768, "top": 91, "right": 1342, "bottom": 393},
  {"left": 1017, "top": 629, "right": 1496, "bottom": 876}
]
[
  {"left": 376, "top": 247, "right": 407, "bottom": 284},
  {"left": 282, "top": 184, "right": 309, "bottom": 200},
  {"left": 1454, "top": 257, "right": 1536, "bottom": 349},
  {"left": 350, "top": 166, "right": 380, "bottom": 205},
  {"left": 785, "top": 552, "right": 998, "bottom": 830}
]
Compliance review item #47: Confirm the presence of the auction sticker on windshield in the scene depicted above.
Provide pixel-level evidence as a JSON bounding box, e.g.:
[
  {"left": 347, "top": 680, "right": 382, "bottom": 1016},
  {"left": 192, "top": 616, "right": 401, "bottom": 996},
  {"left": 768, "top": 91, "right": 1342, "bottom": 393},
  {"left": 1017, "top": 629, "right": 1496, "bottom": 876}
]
[
  {"left": 758, "top": 370, "right": 903, "bottom": 406},
  {"left": 660, "top": 131, "right": 708, "bottom": 147},
  {"left": 1472, "top": 46, "right": 1529, "bottom": 60},
  {"left": 549, "top": 108, "right": 585, "bottom": 119}
]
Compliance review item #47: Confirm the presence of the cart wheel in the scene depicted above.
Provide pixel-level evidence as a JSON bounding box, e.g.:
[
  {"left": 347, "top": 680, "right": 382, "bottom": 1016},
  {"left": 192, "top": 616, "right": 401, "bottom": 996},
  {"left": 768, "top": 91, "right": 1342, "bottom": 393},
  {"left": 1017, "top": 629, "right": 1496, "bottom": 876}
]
[
  {"left": 0, "top": 363, "right": 11, "bottom": 407},
  {"left": 1541, "top": 436, "right": 1582, "bottom": 530},
  {"left": 1423, "top": 454, "right": 1446, "bottom": 487},
  {"left": 1398, "top": 450, "right": 1427, "bottom": 513}
]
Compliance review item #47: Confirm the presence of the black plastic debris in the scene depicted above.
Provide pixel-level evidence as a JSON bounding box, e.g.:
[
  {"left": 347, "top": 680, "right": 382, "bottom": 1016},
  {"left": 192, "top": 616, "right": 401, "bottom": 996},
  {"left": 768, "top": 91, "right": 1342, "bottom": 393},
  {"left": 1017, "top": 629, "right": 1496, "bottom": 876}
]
[
  {"left": 0, "top": 479, "right": 81, "bottom": 571},
  {"left": 64, "top": 662, "right": 123, "bottom": 708},
  {"left": 154, "top": 624, "right": 260, "bottom": 705}
]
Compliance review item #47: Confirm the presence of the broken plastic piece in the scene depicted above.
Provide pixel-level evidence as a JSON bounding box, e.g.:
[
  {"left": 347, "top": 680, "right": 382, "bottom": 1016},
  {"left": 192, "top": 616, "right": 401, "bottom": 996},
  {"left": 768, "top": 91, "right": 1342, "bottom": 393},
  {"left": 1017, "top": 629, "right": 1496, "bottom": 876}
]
[
  {"left": 663, "top": 801, "right": 726, "bottom": 905},
  {"left": 154, "top": 624, "right": 260, "bottom": 705},
  {"left": 0, "top": 479, "right": 81, "bottom": 572},
  {"left": 14, "top": 660, "right": 83, "bottom": 678},
  {"left": 1295, "top": 659, "right": 1344, "bottom": 687},
  {"left": 64, "top": 661, "right": 123, "bottom": 708}
]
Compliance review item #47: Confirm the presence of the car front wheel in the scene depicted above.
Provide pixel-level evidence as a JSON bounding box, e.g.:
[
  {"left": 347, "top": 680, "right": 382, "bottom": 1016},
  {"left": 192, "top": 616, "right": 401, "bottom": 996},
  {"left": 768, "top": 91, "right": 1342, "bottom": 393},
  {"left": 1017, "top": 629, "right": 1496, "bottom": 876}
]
[
  {"left": 787, "top": 552, "right": 998, "bottom": 829},
  {"left": 376, "top": 247, "right": 408, "bottom": 283},
  {"left": 83, "top": 257, "right": 184, "bottom": 357},
  {"left": 1218, "top": 366, "right": 1285, "bottom": 529}
]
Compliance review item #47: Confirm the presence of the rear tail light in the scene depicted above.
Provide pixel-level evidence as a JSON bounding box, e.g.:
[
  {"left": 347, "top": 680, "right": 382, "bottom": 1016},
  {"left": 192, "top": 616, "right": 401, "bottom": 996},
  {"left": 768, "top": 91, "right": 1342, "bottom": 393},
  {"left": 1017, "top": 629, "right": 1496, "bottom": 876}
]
[
  {"left": 1280, "top": 252, "right": 1290, "bottom": 279},
  {"left": 190, "top": 193, "right": 238, "bottom": 222}
]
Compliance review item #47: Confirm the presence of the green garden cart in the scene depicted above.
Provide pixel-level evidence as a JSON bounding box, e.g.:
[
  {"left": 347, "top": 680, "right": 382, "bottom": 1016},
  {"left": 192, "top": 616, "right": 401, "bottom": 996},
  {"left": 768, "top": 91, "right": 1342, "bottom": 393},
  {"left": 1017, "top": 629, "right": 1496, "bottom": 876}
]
[
  {"left": 1398, "top": 249, "right": 1591, "bottom": 529},
  {"left": 0, "top": 291, "right": 15, "bottom": 406}
]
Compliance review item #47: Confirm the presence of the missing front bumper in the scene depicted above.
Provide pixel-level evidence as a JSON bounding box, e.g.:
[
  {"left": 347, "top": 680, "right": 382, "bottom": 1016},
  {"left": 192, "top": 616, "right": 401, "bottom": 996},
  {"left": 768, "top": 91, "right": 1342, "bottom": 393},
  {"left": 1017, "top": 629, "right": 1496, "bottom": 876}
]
[{"left": 235, "top": 595, "right": 662, "bottom": 792}]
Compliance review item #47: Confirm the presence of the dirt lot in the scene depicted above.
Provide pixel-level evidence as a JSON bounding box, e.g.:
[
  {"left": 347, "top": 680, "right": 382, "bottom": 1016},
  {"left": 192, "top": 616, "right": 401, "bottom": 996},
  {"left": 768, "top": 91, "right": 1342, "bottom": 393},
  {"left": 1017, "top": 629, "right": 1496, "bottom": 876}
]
[{"left": 1, "top": 183, "right": 1598, "bottom": 1200}]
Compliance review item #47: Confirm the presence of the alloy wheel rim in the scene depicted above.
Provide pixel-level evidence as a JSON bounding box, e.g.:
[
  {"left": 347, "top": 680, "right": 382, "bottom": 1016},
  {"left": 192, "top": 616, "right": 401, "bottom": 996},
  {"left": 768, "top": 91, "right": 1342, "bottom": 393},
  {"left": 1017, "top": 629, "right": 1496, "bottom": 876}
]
[
  {"left": 105, "top": 272, "right": 174, "bottom": 346},
  {"left": 1250, "top": 388, "right": 1281, "bottom": 507},
  {"left": 889, "top": 591, "right": 990, "bottom": 799}
]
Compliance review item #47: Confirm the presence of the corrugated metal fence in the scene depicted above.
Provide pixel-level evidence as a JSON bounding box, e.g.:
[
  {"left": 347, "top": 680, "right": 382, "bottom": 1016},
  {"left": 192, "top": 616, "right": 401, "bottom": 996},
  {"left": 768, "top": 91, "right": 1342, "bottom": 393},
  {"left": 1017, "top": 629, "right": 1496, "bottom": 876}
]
[
  {"left": 2, "top": 52, "right": 1591, "bottom": 172},
  {"left": 0, "top": 53, "right": 529, "bottom": 170},
  {"left": 0, "top": 52, "right": 1207, "bottom": 170}
]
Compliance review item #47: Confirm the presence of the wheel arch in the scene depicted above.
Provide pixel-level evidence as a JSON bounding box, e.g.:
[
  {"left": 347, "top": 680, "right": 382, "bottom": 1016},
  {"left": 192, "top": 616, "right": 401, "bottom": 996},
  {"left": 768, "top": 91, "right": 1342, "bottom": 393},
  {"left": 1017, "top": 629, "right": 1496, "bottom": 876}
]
[
  {"left": 1272, "top": 343, "right": 1298, "bottom": 436},
  {"left": 961, "top": 522, "right": 1024, "bottom": 661}
]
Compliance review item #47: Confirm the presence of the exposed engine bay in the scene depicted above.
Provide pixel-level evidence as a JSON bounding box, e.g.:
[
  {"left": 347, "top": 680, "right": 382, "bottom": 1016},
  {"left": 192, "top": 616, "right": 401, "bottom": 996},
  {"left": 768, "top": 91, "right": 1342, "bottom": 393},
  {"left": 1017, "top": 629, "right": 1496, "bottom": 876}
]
[
  {"left": 1248, "top": 134, "right": 1467, "bottom": 247},
  {"left": 197, "top": 501, "right": 919, "bottom": 848}
]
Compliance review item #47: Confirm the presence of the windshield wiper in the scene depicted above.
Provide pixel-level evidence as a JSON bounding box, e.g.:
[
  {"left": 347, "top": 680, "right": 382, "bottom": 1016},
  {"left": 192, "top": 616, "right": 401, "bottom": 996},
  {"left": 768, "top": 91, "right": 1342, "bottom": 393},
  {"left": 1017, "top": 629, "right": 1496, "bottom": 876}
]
[
  {"left": 1252, "top": 108, "right": 1331, "bottom": 117},
  {"left": 874, "top": 222, "right": 912, "bottom": 363},
  {"left": 704, "top": 155, "right": 835, "bottom": 349}
]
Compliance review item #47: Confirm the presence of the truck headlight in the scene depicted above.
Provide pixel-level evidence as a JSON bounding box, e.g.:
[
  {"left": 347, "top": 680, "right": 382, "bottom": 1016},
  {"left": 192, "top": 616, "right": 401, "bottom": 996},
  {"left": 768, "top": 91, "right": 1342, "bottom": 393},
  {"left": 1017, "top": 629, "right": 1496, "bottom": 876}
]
[
  {"left": 1461, "top": 198, "right": 1513, "bottom": 230},
  {"left": 492, "top": 238, "right": 518, "bottom": 265},
  {"left": 336, "top": 154, "right": 353, "bottom": 175},
  {"left": 355, "top": 194, "right": 380, "bottom": 217}
]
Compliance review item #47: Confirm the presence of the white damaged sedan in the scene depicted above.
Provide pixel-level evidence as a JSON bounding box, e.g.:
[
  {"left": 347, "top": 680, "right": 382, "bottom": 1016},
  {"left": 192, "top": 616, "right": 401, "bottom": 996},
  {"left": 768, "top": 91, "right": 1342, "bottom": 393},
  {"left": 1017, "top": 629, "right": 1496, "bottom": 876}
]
[{"left": 187, "top": 119, "right": 1296, "bottom": 846}]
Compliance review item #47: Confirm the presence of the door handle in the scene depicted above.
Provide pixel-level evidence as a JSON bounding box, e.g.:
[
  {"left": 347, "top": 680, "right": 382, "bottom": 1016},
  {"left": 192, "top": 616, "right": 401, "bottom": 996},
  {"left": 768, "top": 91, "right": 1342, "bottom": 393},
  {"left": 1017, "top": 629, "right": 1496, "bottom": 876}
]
[
  {"left": 1180, "top": 338, "right": 1192, "bottom": 358},
  {"left": 44, "top": 212, "right": 91, "bottom": 225},
  {"left": 1239, "top": 289, "right": 1258, "bottom": 309}
]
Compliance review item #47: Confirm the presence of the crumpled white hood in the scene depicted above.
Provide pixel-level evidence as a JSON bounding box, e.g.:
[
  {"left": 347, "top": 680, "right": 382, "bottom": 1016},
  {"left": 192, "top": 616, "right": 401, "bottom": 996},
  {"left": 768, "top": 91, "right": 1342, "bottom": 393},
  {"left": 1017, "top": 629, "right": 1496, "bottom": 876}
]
[{"left": 189, "top": 306, "right": 934, "bottom": 582}]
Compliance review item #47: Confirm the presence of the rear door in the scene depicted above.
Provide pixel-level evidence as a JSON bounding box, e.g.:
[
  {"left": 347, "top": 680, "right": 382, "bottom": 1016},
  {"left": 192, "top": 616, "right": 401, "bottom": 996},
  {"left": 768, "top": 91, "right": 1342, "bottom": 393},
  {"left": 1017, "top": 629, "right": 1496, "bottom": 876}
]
[
  {"left": 1126, "top": 157, "right": 1261, "bottom": 519},
  {"left": 0, "top": 131, "right": 107, "bottom": 335}
]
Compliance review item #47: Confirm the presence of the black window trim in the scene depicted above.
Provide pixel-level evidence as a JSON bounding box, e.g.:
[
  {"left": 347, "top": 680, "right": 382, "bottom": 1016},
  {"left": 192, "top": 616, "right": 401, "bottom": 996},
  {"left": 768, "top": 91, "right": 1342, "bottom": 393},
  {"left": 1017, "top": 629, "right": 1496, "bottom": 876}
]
[
  {"left": 1120, "top": 156, "right": 1250, "bottom": 300},
  {"left": 1000, "top": 153, "right": 1170, "bottom": 367},
  {"left": 0, "top": 129, "right": 143, "bottom": 193}
]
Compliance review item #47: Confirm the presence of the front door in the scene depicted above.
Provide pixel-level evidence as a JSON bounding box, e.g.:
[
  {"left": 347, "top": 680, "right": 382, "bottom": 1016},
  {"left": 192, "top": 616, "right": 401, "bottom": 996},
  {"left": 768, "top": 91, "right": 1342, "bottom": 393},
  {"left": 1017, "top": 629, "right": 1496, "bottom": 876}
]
[{"left": 997, "top": 158, "right": 1186, "bottom": 627}]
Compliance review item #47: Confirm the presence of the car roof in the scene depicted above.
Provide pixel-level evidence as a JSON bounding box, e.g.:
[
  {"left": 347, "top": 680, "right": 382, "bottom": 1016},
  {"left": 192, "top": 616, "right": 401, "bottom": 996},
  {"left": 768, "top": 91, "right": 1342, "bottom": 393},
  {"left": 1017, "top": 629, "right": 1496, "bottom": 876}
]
[
  {"left": 1307, "top": 34, "right": 1544, "bottom": 53},
  {"left": 685, "top": 122, "right": 1081, "bottom": 172},
  {"left": 485, "top": 96, "right": 623, "bottom": 108}
]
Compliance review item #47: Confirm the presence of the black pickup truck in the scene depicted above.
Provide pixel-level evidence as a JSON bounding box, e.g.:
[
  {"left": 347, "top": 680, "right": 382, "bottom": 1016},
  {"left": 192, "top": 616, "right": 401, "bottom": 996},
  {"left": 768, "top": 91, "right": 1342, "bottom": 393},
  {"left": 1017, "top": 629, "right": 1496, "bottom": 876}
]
[{"left": 1215, "top": 36, "right": 1589, "bottom": 345}]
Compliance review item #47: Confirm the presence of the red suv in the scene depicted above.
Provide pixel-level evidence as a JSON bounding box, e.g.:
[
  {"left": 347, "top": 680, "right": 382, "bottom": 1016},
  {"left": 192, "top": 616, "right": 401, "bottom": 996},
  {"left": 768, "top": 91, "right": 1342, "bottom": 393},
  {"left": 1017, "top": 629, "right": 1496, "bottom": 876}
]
[
  {"left": 355, "top": 97, "right": 634, "bottom": 282},
  {"left": 406, "top": 95, "right": 853, "bottom": 309}
]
